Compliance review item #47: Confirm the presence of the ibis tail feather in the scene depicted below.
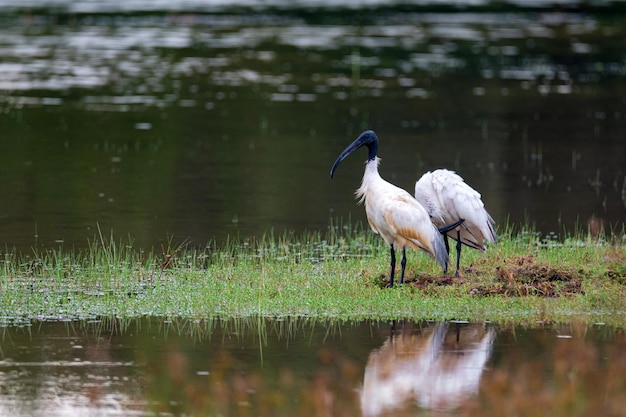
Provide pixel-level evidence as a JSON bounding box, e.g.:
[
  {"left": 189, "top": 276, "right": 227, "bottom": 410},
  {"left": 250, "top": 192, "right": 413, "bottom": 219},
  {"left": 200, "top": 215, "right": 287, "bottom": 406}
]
[{"left": 431, "top": 225, "right": 449, "bottom": 274}]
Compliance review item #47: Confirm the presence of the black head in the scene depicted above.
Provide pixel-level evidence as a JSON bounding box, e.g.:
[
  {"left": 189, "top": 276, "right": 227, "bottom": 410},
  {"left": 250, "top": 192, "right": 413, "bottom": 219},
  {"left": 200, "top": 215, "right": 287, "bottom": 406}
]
[{"left": 329, "top": 130, "right": 379, "bottom": 178}]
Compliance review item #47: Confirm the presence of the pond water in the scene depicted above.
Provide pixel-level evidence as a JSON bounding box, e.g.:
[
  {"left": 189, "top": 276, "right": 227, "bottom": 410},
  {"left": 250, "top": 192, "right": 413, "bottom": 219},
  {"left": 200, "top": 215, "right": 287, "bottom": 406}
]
[
  {"left": 1, "top": 3, "right": 624, "bottom": 415},
  {"left": 0, "top": 1, "right": 624, "bottom": 252},
  {"left": 0, "top": 318, "right": 624, "bottom": 416}
]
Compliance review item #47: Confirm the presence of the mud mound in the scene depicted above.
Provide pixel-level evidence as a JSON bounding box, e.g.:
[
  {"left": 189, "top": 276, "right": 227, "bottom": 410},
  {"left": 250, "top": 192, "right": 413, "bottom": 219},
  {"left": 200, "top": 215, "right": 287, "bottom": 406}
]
[
  {"left": 488, "top": 255, "right": 584, "bottom": 297},
  {"left": 385, "top": 255, "right": 585, "bottom": 297},
  {"left": 603, "top": 251, "right": 626, "bottom": 284}
]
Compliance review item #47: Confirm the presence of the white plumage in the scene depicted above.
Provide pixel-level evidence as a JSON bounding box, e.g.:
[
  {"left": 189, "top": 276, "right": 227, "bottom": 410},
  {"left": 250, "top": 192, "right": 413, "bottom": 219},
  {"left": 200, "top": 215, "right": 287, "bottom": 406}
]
[
  {"left": 415, "top": 169, "right": 496, "bottom": 276},
  {"left": 358, "top": 158, "right": 448, "bottom": 272},
  {"left": 331, "top": 131, "right": 449, "bottom": 287},
  {"left": 360, "top": 322, "right": 495, "bottom": 416}
]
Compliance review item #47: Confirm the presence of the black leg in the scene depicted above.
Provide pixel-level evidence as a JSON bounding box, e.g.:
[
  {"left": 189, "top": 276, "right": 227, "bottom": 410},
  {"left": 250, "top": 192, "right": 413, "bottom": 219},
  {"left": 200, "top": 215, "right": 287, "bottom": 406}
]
[
  {"left": 389, "top": 245, "right": 396, "bottom": 288},
  {"left": 400, "top": 248, "right": 407, "bottom": 284},
  {"left": 455, "top": 230, "right": 462, "bottom": 277}
]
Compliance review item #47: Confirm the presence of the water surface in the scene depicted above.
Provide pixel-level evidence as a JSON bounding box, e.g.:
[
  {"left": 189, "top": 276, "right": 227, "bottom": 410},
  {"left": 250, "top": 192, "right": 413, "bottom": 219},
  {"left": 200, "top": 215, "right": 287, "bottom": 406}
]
[
  {"left": 0, "top": 1, "right": 625, "bottom": 251},
  {"left": 0, "top": 318, "right": 624, "bottom": 416}
]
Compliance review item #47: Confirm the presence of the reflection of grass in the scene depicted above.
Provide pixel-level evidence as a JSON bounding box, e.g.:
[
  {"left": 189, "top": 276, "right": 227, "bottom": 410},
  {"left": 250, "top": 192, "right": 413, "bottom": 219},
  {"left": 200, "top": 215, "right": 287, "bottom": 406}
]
[
  {"left": 0, "top": 220, "right": 625, "bottom": 325},
  {"left": 109, "top": 317, "right": 626, "bottom": 417},
  {"left": 464, "top": 322, "right": 626, "bottom": 417}
]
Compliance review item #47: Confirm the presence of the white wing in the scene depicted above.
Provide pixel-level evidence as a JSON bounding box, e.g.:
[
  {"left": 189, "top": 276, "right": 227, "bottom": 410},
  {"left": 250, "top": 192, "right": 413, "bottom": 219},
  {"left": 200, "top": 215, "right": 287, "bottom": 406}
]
[
  {"left": 362, "top": 165, "right": 448, "bottom": 269},
  {"left": 416, "top": 169, "right": 496, "bottom": 251}
]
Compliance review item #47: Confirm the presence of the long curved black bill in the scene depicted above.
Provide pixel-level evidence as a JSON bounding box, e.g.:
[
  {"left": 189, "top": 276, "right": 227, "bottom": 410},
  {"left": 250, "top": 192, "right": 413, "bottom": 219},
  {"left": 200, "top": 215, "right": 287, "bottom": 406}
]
[
  {"left": 330, "top": 130, "right": 379, "bottom": 178},
  {"left": 330, "top": 146, "right": 357, "bottom": 178}
]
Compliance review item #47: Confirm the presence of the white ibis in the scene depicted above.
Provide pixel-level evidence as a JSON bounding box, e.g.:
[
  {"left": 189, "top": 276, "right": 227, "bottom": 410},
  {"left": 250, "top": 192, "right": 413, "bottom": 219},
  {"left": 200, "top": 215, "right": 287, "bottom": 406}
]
[
  {"left": 361, "top": 322, "right": 495, "bottom": 415},
  {"left": 414, "top": 169, "right": 497, "bottom": 277},
  {"left": 330, "top": 130, "right": 452, "bottom": 287}
]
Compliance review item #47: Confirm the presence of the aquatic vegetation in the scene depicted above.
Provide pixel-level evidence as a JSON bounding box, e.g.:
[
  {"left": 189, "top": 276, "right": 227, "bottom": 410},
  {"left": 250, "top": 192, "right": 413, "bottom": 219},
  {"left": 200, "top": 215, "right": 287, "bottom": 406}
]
[{"left": 0, "top": 222, "right": 624, "bottom": 326}]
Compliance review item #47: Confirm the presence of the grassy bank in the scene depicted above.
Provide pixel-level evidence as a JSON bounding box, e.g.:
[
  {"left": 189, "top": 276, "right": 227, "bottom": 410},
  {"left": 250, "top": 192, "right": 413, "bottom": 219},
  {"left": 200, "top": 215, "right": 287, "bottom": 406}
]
[{"left": 1, "top": 222, "right": 625, "bottom": 326}]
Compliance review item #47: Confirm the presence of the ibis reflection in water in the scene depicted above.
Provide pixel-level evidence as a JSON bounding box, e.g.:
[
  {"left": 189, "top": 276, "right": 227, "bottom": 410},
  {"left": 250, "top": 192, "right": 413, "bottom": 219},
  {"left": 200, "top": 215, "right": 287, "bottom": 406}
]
[
  {"left": 360, "top": 322, "right": 496, "bottom": 415},
  {"left": 415, "top": 169, "right": 497, "bottom": 277},
  {"left": 330, "top": 130, "right": 455, "bottom": 287}
]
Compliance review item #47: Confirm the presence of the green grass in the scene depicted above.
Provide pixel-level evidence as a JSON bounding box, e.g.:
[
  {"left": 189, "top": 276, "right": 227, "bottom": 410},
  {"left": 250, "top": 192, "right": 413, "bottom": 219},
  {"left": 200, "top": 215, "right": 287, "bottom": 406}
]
[{"left": 1, "top": 221, "right": 625, "bottom": 326}]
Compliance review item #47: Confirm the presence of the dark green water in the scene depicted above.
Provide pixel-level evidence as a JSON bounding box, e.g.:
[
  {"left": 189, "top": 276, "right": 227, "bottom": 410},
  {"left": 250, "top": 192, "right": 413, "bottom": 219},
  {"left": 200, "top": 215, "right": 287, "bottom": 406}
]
[
  {"left": 0, "top": 2, "right": 624, "bottom": 251},
  {"left": 1, "top": 3, "right": 625, "bottom": 415},
  {"left": 0, "top": 318, "right": 623, "bottom": 416}
]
